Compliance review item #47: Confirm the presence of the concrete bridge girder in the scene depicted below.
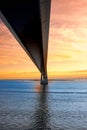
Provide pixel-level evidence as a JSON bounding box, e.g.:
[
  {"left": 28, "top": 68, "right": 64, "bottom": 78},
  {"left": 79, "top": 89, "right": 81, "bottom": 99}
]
[{"left": 0, "top": 0, "right": 51, "bottom": 84}]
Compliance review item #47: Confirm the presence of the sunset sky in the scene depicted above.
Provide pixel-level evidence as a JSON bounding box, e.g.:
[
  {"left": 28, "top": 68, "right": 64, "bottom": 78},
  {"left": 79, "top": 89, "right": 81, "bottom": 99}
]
[{"left": 0, "top": 0, "right": 87, "bottom": 79}]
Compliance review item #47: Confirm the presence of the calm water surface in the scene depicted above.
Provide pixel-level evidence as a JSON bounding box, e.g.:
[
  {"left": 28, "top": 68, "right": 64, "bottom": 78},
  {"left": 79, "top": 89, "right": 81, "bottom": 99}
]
[{"left": 0, "top": 80, "right": 87, "bottom": 130}]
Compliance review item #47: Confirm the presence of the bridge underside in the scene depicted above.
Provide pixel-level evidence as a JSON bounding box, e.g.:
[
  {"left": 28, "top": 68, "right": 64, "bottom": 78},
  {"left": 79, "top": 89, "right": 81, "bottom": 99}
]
[{"left": 0, "top": 0, "right": 51, "bottom": 84}]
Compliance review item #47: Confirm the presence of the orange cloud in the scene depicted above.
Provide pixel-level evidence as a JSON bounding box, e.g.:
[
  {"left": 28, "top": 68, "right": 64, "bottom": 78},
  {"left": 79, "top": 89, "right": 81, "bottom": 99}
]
[
  {"left": 48, "top": 0, "right": 87, "bottom": 76},
  {"left": 0, "top": 19, "right": 40, "bottom": 76}
]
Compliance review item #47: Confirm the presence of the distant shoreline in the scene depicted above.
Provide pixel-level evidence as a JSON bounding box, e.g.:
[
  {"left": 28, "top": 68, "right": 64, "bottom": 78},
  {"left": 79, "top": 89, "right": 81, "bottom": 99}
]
[{"left": 0, "top": 79, "right": 87, "bottom": 81}]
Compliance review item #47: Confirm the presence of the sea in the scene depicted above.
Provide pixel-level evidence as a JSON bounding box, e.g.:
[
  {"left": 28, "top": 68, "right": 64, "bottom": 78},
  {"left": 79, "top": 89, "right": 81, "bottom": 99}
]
[{"left": 0, "top": 80, "right": 87, "bottom": 130}]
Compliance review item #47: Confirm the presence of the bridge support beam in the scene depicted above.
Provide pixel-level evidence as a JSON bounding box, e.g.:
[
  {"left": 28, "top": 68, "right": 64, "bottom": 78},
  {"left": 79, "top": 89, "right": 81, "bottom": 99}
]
[
  {"left": 0, "top": 0, "right": 51, "bottom": 84},
  {"left": 41, "top": 73, "right": 48, "bottom": 85}
]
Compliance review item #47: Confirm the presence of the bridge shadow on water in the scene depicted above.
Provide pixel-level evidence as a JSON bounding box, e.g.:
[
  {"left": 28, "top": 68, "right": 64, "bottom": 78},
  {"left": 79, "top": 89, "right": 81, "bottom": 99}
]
[{"left": 30, "top": 84, "right": 51, "bottom": 130}]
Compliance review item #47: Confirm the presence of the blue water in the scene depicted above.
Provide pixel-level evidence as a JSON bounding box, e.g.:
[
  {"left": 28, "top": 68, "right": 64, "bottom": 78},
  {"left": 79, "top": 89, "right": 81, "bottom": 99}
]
[{"left": 0, "top": 80, "right": 87, "bottom": 130}]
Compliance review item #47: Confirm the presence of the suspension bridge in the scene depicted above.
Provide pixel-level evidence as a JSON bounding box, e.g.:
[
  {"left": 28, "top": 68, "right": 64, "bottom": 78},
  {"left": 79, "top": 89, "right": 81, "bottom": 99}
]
[{"left": 0, "top": 0, "right": 51, "bottom": 84}]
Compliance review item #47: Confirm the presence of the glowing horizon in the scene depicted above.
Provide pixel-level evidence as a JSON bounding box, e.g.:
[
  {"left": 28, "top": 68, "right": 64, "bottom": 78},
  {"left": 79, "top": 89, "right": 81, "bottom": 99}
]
[{"left": 0, "top": 0, "right": 87, "bottom": 79}]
